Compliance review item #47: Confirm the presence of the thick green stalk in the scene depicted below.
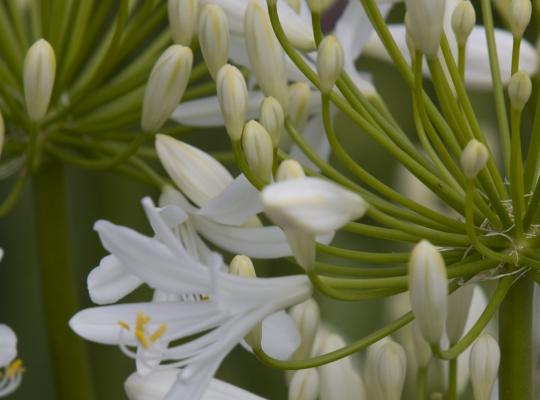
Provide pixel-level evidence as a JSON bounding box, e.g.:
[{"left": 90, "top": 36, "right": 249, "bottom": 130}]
[
  {"left": 33, "top": 162, "right": 95, "bottom": 400},
  {"left": 499, "top": 276, "right": 534, "bottom": 400}
]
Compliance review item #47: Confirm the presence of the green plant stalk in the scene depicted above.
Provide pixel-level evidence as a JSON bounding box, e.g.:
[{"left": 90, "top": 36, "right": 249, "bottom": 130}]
[
  {"left": 499, "top": 276, "right": 534, "bottom": 400},
  {"left": 33, "top": 162, "right": 95, "bottom": 400}
]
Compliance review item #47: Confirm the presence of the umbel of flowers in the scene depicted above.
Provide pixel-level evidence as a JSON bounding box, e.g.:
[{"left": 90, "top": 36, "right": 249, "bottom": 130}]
[{"left": 1, "top": 0, "right": 540, "bottom": 399}]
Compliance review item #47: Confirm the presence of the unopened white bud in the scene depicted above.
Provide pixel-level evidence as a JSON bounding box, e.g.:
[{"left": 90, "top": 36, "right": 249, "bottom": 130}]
[
  {"left": 242, "top": 120, "right": 274, "bottom": 183},
  {"left": 276, "top": 159, "right": 305, "bottom": 181},
  {"left": 307, "top": 0, "right": 335, "bottom": 14},
  {"left": 446, "top": 284, "right": 475, "bottom": 344},
  {"left": 23, "top": 39, "right": 56, "bottom": 121},
  {"left": 470, "top": 334, "right": 500, "bottom": 400},
  {"left": 460, "top": 139, "right": 489, "bottom": 179},
  {"left": 508, "top": 70, "right": 532, "bottom": 110},
  {"left": 451, "top": 1, "right": 476, "bottom": 45},
  {"left": 289, "top": 298, "right": 320, "bottom": 359},
  {"left": 141, "top": 45, "right": 193, "bottom": 132},
  {"left": 168, "top": 0, "right": 199, "bottom": 45},
  {"left": 0, "top": 111, "right": 4, "bottom": 160},
  {"left": 316, "top": 36, "right": 344, "bottom": 94},
  {"left": 260, "top": 96, "right": 284, "bottom": 147},
  {"left": 373, "top": 341, "right": 407, "bottom": 400},
  {"left": 262, "top": 177, "right": 368, "bottom": 234},
  {"left": 404, "top": 0, "right": 445, "bottom": 57},
  {"left": 217, "top": 64, "right": 248, "bottom": 141},
  {"left": 289, "top": 369, "right": 320, "bottom": 400},
  {"left": 199, "top": 4, "right": 229, "bottom": 80},
  {"left": 288, "top": 82, "right": 312, "bottom": 132},
  {"left": 509, "top": 0, "right": 532, "bottom": 38},
  {"left": 408, "top": 240, "right": 448, "bottom": 344},
  {"left": 245, "top": 1, "right": 288, "bottom": 108}
]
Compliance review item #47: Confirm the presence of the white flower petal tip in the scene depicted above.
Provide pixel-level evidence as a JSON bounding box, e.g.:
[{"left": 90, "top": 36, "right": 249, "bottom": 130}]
[
  {"left": 261, "top": 177, "right": 368, "bottom": 234},
  {"left": 155, "top": 134, "right": 233, "bottom": 207},
  {"left": 408, "top": 240, "right": 448, "bottom": 344},
  {"left": 23, "top": 39, "right": 56, "bottom": 121},
  {"left": 0, "top": 324, "right": 17, "bottom": 367},
  {"left": 470, "top": 333, "right": 500, "bottom": 400},
  {"left": 141, "top": 45, "right": 193, "bottom": 133}
]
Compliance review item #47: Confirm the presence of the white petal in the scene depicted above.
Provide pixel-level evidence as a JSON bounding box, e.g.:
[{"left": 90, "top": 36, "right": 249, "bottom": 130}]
[
  {"left": 198, "top": 174, "right": 262, "bottom": 225},
  {"left": 155, "top": 135, "right": 233, "bottom": 207},
  {"left": 0, "top": 324, "right": 17, "bottom": 367},
  {"left": 125, "top": 369, "right": 179, "bottom": 400},
  {"left": 87, "top": 255, "right": 143, "bottom": 305},
  {"left": 261, "top": 311, "right": 300, "bottom": 360}
]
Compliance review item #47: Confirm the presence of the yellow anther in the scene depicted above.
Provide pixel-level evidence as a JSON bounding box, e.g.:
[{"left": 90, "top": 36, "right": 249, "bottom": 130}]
[
  {"left": 118, "top": 321, "right": 130, "bottom": 331},
  {"left": 149, "top": 324, "right": 167, "bottom": 343},
  {"left": 6, "top": 359, "right": 24, "bottom": 378}
]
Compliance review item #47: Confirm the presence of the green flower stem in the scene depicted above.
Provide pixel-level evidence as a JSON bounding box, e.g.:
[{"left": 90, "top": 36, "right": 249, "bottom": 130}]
[
  {"left": 448, "top": 358, "right": 458, "bottom": 400},
  {"left": 0, "top": 173, "right": 28, "bottom": 217},
  {"left": 311, "top": 12, "right": 322, "bottom": 46},
  {"left": 479, "top": 0, "right": 512, "bottom": 174},
  {"left": 511, "top": 37, "right": 521, "bottom": 75},
  {"left": 458, "top": 44, "right": 466, "bottom": 78},
  {"left": 498, "top": 275, "right": 534, "bottom": 400},
  {"left": 416, "top": 367, "right": 428, "bottom": 400},
  {"left": 523, "top": 179, "right": 540, "bottom": 229},
  {"left": 316, "top": 244, "right": 412, "bottom": 263},
  {"left": 0, "top": 6, "right": 23, "bottom": 79},
  {"left": 523, "top": 80, "right": 540, "bottom": 190},
  {"left": 315, "top": 261, "right": 407, "bottom": 277},
  {"left": 6, "top": 0, "right": 29, "bottom": 50},
  {"left": 510, "top": 108, "right": 525, "bottom": 238},
  {"left": 432, "top": 276, "right": 513, "bottom": 360},
  {"left": 48, "top": 0, "right": 72, "bottom": 63},
  {"left": 33, "top": 162, "right": 95, "bottom": 400},
  {"left": 232, "top": 141, "right": 266, "bottom": 190}
]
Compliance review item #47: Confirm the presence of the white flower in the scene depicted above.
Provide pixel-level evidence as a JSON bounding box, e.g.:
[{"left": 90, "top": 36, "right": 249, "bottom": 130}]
[
  {"left": 70, "top": 197, "right": 311, "bottom": 400},
  {"left": 470, "top": 334, "right": 500, "bottom": 400},
  {"left": 0, "top": 324, "right": 23, "bottom": 398}
]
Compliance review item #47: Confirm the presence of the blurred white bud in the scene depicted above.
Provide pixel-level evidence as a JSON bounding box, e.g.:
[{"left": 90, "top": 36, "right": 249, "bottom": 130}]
[
  {"left": 244, "top": 1, "right": 288, "bottom": 108},
  {"left": 141, "top": 45, "right": 193, "bottom": 132},
  {"left": 242, "top": 120, "right": 274, "bottom": 183},
  {"left": 289, "top": 369, "right": 320, "bottom": 400},
  {"left": 260, "top": 96, "right": 284, "bottom": 147},
  {"left": 404, "top": 0, "right": 445, "bottom": 57},
  {"left": 199, "top": 4, "right": 229, "bottom": 80},
  {"left": 316, "top": 35, "right": 344, "bottom": 94},
  {"left": 373, "top": 341, "right": 407, "bottom": 400},
  {"left": 408, "top": 240, "right": 448, "bottom": 344},
  {"left": 261, "top": 177, "right": 368, "bottom": 234},
  {"left": 447, "top": 284, "right": 475, "bottom": 344},
  {"left": 460, "top": 139, "right": 489, "bottom": 179},
  {"left": 288, "top": 82, "right": 312, "bottom": 132},
  {"left": 23, "top": 39, "right": 56, "bottom": 121},
  {"left": 307, "top": 0, "right": 335, "bottom": 13},
  {"left": 289, "top": 298, "right": 320, "bottom": 359},
  {"left": 470, "top": 334, "right": 500, "bottom": 400},
  {"left": 508, "top": 70, "right": 532, "bottom": 110},
  {"left": 509, "top": 0, "right": 532, "bottom": 38},
  {"left": 411, "top": 322, "right": 432, "bottom": 368},
  {"left": 451, "top": 1, "right": 476, "bottom": 45},
  {"left": 217, "top": 64, "right": 248, "bottom": 141},
  {"left": 276, "top": 159, "right": 305, "bottom": 182},
  {"left": 168, "top": 0, "right": 199, "bottom": 45}
]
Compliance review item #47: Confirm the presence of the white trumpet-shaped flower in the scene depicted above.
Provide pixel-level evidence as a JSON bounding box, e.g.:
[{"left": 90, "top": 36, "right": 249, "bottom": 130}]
[
  {"left": 70, "top": 197, "right": 311, "bottom": 400},
  {"left": 0, "top": 324, "right": 23, "bottom": 398}
]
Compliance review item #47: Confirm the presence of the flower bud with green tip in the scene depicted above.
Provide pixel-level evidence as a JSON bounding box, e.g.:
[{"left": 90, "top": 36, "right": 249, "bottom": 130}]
[
  {"left": 404, "top": 0, "right": 445, "bottom": 57},
  {"left": 141, "top": 45, "right": 193, "bottom": 133},
  {"left": 168, "top": 0, "right": 199, "bottom": 46},
  {"left": 460, "top": 139, "right": 489, "bottom": 179},
  {"left": 260, "top": 96, "right": 284, "bottom": 147},
  {"left": 408, "top": 240, "right": 448, "bottom": 344},
  {"left": 470, "top": 333, "right": 500, "bottom": 400},
  {"left": 242, "top": 120, "right": 274, "bottom": 183},
  {"left": 316, "top": 35, "right": 344, "bottom": 94},
  {"left": 199, "top": 4, "right": 229, "bottom": 80},
  {"left": 23, "top": 39, "right": 56, "bottom": 121},
  {"left": 217, "top": 64, "right": 248, "bottom": 141},
  {"left": 276, "top": 159, "right": 305, "bottom": 182},
  {"left": 508, "top": 70, "right": 532, "bottom": 111},
  {"left": 451, "top": 1, "right": 476, "bottom": 46},
  {"left": 509, "top": 0, "right": 532, "bottom": 39}
]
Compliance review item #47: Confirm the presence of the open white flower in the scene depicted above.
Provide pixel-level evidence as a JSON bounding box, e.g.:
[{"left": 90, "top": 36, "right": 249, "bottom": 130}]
[
  {"left": 70, "top": 197, "right": 310, "bottom": 400},
  {"left": 0, "top": 324, "right": 23, "bottom": 398}
]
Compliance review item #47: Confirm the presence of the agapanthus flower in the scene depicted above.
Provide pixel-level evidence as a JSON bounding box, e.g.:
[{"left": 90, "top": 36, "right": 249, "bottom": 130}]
[{"left": 0, "top": 325, "right": 23, "bottom": 397}]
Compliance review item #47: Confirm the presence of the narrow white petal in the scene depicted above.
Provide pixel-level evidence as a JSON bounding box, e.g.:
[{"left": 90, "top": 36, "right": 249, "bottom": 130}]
[
  {"left": 261, "top": 311, "right": 301, "bottom": 360},
  {"left": 0, "top": 324, "right": 17, "bottom": 367}
]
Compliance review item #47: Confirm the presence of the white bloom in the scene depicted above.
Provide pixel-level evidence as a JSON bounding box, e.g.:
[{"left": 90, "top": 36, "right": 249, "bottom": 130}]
[
  {"left": 508, "top": 70, "right": 532, "bottom": 110},
  {"left": 242, "top": 120, "right": 274, "bottom": 183},
  {"left": 217, "top": 64, "right": 248, "bottom": 141},
  {"left": 316, "top": 35, "right": 344, "bottom": 94},
  {"left": 404, "top": 0, "right": 445, "bottom": 56},
  {"left": 199, "top": 4, "right": 230, "bottom": 80},
  {"left": 70, "top": 197, "right": 311, "bottom": 400},
  {"left": 461, "top": 139, "right": 489, "bottom": 179},
  {"left": 168, "top": 0, "right": 199, "bottom": 46},
  {"left": 470, "top": 334, "right": 500, "bottom": 400},
  {"left": 451, "top": 0, "right": 475, "bottom": 45},
  {"left": 0, "top": 324, "right": 23, "bottom": 398},
  {"left": 259, "top": 96, "right": 285, "bottom": 147},
  {"left": 365, "top": 339, "right": 406, "bottom": 400},
  {"left": 289, "top": 298, "right": 320, "bottom": 360}
]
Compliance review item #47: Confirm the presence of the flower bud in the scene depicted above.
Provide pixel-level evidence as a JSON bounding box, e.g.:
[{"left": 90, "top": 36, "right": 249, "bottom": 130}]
[
  {"left": 244, "top": 1, "right": 288, "bottom": 108},
  {"left": 155, "top": 134, "right": 233, "bottom": 206},
  {"left": 470, "top": 333, "right": 500, "bottom": 400},
  {"left": 242, "top": 120, "right": 274, "bottom": 183},
  {"left": 509, "top": 0, "right": 532, "bottom": 38},
  {"left": 307, "top": 0, "right": 335, "bottom": 14},
  {"left": 451, "top": 1, "right": 476, "bottom": 45},
  {"left": 276, "top": 159, "right": 305, "bottom": 182},
  {"left": 508, "top": 70, "right": 532, "bottom": 110},
  {"left": 289, "top": 298, "right": 320, "bottom": 359},
  {"left": 316, "top": 35, "right": 344, "bottom": 94},
  {"left": 261, "top": 177, "right": 368, "bottom": 234},
  {"left": 289, "top": 369, "right": 320, "bottom": 400},
  {"left": 125, "top": 369, "right": 177, "bottom": 399},
  {"left": 0, "top": 111, "right": 4, "bottom": 160},
  {"left": 372, "top": 341, "right": 407, "bottom": 400},
  {"left": 288, "top": 82, "right": 312, "bottom": 132},
  {"left": 460, "top": 139, "right": 489, "bottom": 179},
  {"left": 260, "top": 96, "right": 284, "bottom": 147},
  {"left": 404, "top": 0, "right": 445, "bottom": 57},
  {"left": 198, "top": 4, "right": 229, "bottom": 80},
  {"left": 23, "top": 39, "right": 56, "bottom": 121},
  {"left": 408, "top": 240, "right": 448, "bottom": 344},
  {"left": 168, "top": 0, "right": 198, "bottom": 46},
  {"left": 217, "top": 64, "right": 248, "bottom": 141},
  {"left": 446, "top": 284, "right": 475, "bottom": 344},
  {"left": 141, "top": 45, "right": 193, "bottom": 132}
]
